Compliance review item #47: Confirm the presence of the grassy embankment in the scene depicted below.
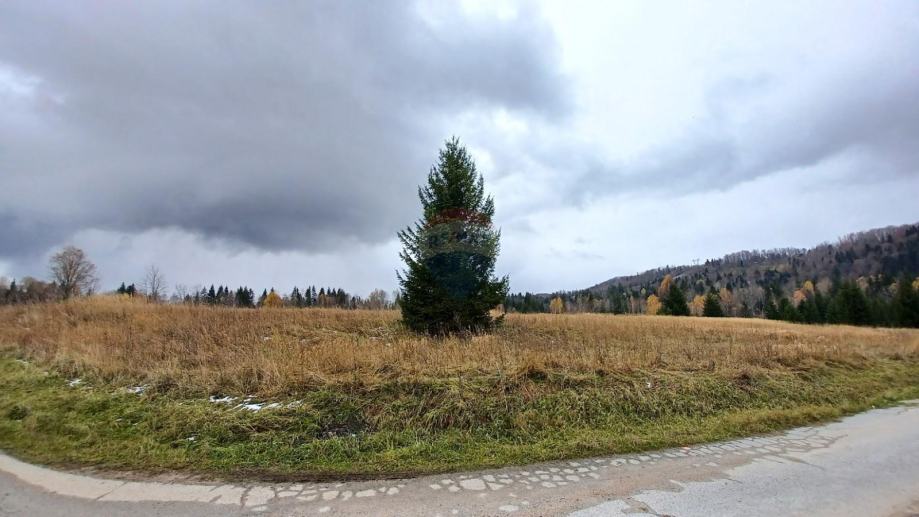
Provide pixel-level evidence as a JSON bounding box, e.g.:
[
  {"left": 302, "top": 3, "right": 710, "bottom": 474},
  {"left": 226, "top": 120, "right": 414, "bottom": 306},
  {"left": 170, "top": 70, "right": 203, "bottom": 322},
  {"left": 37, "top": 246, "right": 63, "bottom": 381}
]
[{"left": 1, "top": 296, "right": 918, "bottom": 479}]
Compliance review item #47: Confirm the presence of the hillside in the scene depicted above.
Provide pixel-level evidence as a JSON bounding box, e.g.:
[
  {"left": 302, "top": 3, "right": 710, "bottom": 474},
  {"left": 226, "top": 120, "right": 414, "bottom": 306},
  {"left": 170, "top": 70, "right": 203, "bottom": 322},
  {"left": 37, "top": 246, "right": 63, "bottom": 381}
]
[
  {"left": 593, "top": 222, "right": 919, "bottom": 294},
  {"left": 507, "top": 222, "right": 919, "bottom": 318}
]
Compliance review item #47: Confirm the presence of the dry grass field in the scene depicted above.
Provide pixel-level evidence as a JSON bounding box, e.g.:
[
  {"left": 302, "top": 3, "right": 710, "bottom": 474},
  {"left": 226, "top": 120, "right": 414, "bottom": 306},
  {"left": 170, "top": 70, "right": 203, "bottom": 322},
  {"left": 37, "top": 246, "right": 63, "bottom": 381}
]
[
  {"left": 2, "top": 296, "right": 917, "bottom": 396},
  {"left": 1, "top": 296, "right": 918, "bottom": 478}
]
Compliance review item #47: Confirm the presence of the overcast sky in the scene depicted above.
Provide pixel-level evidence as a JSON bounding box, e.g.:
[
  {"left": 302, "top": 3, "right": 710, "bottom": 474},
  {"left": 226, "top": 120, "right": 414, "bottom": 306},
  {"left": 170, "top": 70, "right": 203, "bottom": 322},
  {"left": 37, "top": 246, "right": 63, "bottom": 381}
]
[{"left": 2, "top": 1, "right": 918, "bottom": 296}]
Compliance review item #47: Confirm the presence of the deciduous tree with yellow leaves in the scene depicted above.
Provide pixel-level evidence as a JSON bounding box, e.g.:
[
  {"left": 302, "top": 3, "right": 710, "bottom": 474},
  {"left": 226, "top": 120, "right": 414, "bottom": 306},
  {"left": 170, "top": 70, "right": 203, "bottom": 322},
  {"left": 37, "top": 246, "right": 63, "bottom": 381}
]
[
  {"left": 690, "top": 294, "right": 706, "bottom": 316},
  {"left": 646, "top": 294, "right": 661, "bottom": 315},
  {"left": 262, "top": 289, "right": 283, "bottom": 308},
  {"left": 549, "top": 296, "right": 565, "bottom": 314}
]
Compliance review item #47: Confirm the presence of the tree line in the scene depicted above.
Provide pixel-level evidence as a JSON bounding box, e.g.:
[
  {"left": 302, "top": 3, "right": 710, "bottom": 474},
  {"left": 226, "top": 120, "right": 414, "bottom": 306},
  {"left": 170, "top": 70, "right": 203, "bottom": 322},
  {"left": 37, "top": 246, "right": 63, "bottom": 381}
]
[
  {"left": 0, "top": 246, "right": 397, "bottom": 310},
  {"left": 507, "top": 272, "right": 919, "bottom": 328}
]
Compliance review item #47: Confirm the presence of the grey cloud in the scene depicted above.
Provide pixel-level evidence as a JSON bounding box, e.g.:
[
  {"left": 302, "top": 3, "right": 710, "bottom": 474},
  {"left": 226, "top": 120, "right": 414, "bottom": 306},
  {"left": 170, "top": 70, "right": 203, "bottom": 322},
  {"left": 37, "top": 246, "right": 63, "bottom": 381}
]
[
  {"left": 0, "top": 1, "right": 567, "bottom": 257},
  {"left": 549, "top": 33, "right": 919, "bottom": 204}
]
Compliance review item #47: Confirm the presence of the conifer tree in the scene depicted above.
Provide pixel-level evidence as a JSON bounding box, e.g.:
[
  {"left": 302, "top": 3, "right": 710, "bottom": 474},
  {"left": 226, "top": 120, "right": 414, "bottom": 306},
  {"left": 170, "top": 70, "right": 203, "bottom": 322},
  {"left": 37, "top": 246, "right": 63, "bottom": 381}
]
[
  {"left": 764, "top": 291, "right": 780, "bottom": 320},
  {"left": 290, "top": 286, "right": 303, "bottom": 307},
  {"left": 398, "top": 138, "right": 509, "bottom": 334},
  {"left": 778, "top": 297, "right": 801, "bottom": 322},
  {"left": 893, "top": 276, "right": 919, "bottom": 327},
  {"left": 7, "top": 280, "right": 18, "bottom": 304},
  {"left": 661, "top": 283, "right": 690, "bottom": 316},
  {"left": 702, "top": 291, "right": 724, "bottom": 317}
]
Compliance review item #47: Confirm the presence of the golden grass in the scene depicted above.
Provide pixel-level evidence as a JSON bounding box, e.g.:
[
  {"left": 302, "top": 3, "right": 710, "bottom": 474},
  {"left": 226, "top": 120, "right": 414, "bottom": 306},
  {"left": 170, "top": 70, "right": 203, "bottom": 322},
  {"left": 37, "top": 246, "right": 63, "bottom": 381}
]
[{"left": 1, "top": 295, "right": 917, "bottom": 397}]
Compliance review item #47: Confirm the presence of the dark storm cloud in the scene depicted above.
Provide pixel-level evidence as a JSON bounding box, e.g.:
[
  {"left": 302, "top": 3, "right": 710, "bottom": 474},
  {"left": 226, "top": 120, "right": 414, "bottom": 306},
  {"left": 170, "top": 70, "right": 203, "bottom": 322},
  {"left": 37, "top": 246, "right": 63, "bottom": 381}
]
[{"left": 0, "top": 1, "right": 567, "bottom": 256}]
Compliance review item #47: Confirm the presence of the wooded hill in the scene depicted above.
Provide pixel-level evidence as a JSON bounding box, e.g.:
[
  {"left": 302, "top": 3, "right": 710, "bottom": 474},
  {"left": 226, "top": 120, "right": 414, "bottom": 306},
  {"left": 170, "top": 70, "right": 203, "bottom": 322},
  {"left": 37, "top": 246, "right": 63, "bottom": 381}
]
[{"left": 506, "top": 222, "right": 919, "bottom": 324}]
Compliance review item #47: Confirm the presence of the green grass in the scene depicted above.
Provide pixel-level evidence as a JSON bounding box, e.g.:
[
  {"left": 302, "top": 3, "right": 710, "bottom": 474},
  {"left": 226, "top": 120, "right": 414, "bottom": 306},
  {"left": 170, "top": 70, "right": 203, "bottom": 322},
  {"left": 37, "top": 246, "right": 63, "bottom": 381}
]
[{"left": 2, "top": 354, "right": 918, "bottom": 480}]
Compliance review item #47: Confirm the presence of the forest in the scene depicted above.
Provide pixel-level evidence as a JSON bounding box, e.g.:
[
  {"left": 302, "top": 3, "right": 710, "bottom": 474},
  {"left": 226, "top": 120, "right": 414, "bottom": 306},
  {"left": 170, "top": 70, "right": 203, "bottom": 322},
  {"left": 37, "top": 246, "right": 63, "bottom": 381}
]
[{"left": 506, "top": 223, "right": 919, "bottom": 327}]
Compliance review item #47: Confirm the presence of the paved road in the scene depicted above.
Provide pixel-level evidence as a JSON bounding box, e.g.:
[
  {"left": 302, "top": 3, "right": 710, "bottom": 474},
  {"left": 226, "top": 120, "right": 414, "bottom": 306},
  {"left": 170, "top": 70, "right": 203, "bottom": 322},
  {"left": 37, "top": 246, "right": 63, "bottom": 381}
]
[{"left": 2, "top": 402, "right": 918, "bottom": 517}]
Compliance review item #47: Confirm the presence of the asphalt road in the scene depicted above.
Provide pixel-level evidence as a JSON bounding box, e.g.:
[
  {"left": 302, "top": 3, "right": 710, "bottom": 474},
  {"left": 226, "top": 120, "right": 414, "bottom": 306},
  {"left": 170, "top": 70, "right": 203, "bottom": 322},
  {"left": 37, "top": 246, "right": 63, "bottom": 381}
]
[{"left": 2, "top": 402, "right": 918, "bottom": 517}]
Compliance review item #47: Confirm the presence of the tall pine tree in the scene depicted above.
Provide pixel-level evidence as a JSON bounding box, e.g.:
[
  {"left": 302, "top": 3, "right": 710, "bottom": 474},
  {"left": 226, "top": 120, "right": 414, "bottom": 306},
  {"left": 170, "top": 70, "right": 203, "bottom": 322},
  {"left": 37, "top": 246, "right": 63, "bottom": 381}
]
[{"left": 398, "top": 138, "right": 509, "bottom": 334}]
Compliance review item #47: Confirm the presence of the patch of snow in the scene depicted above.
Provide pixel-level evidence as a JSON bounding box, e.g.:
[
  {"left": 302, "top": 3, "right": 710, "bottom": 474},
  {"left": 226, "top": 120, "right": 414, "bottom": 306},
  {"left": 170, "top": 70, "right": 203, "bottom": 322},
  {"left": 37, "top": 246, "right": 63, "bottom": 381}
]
[
  {"left": 210, "top": 396, "right": 287, "bottom": 412},
  {"left": 236, "top": 401, "right": 282, "bottom": 412}
]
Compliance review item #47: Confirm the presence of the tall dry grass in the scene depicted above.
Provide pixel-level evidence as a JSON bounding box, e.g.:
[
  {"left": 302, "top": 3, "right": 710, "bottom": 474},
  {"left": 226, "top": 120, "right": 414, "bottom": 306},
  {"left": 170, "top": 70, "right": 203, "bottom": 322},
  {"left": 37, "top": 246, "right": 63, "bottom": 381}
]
[{"left": 1, "top": 296, "right": 917, "bottom": 396}]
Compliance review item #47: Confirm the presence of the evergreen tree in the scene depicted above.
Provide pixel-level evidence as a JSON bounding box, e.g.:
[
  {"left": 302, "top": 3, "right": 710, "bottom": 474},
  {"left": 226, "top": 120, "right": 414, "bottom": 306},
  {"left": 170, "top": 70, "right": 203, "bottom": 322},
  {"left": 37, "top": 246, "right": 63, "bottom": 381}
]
[
  {"left": 893, "top": 276, "right": 919, "bottom": 327},
  {"left": 778, "top": 297, "right": 801, "bottom": 322},
  {"left": 798, "top": 298, "right": 820, "bottom": 323},
  {"left": 117, "top": 282, "right": 127, "bottom": 295},
  {"left": 813, "top": 291, "right": 828, "bottom": 323},
  {"left": 702, "top": 291, "right": 724, "bottom": 317},
  {"left": 398, "top": 138, "right": 509, "bottom": 334},
  {"left": 290, "top": 286, "right": 303, "bottom": 308},
  {"left": 7, "top": 280, "right": 18, "bottom": 304},
  {"left": 661, "top": 283, "right": 690, "bottom": 316},
  {"left": 234, "top": 286, "right": 254, "bottom": 308},
  {"left": 834, "top": 281, "right": 871, "bottom": 325},
  {"left": 258, "top": 289, "right": 267, "bottom": 307},
  {"left": 764, "top": 291, "right": 780, "bottom": 320}
]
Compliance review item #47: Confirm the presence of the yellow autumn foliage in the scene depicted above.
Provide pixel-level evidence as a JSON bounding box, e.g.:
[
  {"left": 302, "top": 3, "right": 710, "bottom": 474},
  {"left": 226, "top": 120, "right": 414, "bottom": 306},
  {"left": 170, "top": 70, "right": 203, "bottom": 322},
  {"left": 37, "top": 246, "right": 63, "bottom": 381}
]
[
  {"left": 659, "top": 275, "right": 673, "bottom": 300},
  {"left": 646, "top": 294, "right": 661, "bottom": 315},
  {"left": 690, "top": 294, "right": 705, "bottom": 316},
  {"left": 549, "top": 296, "right": 565, "bottom": 314},
  {"left": 793, "top": 289, "right": 806, "bottom": 307},
  {"left": 262, "top": 290, "right": 284, "bottom": 308}
]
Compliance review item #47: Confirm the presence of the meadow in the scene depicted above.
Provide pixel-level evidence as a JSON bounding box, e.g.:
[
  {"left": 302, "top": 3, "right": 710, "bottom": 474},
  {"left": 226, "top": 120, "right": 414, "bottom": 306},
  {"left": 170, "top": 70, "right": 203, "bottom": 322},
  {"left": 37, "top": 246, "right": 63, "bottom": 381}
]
[{"left": 1, "top": 297, "right": 918, "bottom": 478}]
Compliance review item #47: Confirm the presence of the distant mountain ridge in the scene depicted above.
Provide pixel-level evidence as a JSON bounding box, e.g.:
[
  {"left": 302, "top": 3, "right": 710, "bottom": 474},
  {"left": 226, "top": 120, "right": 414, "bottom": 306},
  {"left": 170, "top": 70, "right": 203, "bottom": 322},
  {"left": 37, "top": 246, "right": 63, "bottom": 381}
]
[
  {"left": 506, "top": 222, "right": 919, "bottom": 317},
  {"left": 588, "top": 222, "right": 919, "bottom": 301}
]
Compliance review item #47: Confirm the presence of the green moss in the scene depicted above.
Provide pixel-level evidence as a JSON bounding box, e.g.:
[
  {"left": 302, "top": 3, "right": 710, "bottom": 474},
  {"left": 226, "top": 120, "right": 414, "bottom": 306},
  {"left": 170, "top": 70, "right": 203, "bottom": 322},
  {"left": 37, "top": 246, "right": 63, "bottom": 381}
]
[{"left": 1, "top": 355, "right": 917, "bottom": 479}]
